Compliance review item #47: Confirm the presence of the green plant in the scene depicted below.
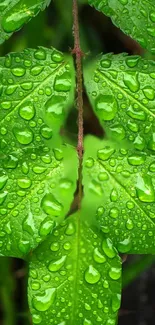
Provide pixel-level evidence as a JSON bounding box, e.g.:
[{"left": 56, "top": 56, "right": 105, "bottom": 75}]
[{"left": 0, "top": 0, "right": 155, "bottom": 324}]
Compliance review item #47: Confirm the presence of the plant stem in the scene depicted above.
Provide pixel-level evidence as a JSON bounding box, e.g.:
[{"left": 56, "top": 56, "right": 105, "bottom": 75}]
[{"left": 72, "top": 0, "right": 84, "bottom": 209}]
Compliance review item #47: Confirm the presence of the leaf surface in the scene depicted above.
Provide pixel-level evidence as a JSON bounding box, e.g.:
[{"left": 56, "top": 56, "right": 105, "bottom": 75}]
[
  {"left": 84, "top": 53, "right": 155, "bottom": 152},
  {"left": 88, "top": 0, "right": 155, "bottom": 53},
  {"left": 28, "top": 214, "right": 121, "bottom": 325},
  {"left": 0, "top": 0, "right": 51, "bottom": 44},
  {"left": 82, "top": 136, "right": 155, "bottom": 254},
  {"left": 0, "top": 47, "right": 78, "bottom": 258}
]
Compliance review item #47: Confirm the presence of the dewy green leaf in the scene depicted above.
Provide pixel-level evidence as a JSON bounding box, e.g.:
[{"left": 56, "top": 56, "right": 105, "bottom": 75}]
[
  {"left": 88, "top": 0, "right": 155, "bottom": 53},
  {"left": 82, "top": 135, "right": 155, "bottom": 254},
  {"left": 28, "top": 214, "right": 121, "bottom": 325},
  {"left": 84, "top": 53, "right": 155, "bottom": 152},
  {"left": 0, "top": 0, "right": 51, "bottom": 44},
  {"left": 0, "top": 47, "right": 78, "bottom": 258}
]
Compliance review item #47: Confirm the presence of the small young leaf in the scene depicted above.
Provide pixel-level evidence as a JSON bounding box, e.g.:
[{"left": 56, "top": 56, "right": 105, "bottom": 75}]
[
  {"left": 82, "top": 136, "right": 155, "bottom": 254},
  {"left": 28, "top": 214, "right": 121, "bottom": 325},
  {"left": 84, "top": 54, "right": 155, "bottom": 152},
  {"left": 0, "top": 0, "right": 51, "bottom": 44},
  {"left": 88, "top": 0, "right": 155, "bottom": 53},
  {"left": 0, "top": 47, "right": 78, "bottom": 258}
]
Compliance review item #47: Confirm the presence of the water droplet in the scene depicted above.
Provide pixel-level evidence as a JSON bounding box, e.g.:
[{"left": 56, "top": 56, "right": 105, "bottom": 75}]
[
  {"left": 110, "top": 207, "right": 119, "bottom": 219},
  {"left": 45, "top": 95, "right": 65, "bottom": 121},
  {"left": 102, "top": 238, "right": 116, "bottom": 258},
  {"left": 0, "top": 172, "right": 8, "bottom": 190},
  {"left": 34, "top": 48, "right": 46, "bottom": 60},
  {"left": 17, "top": 178, "right": 31, "bottom": 189},
  {"left": 143, "top": 87, "right": 155, "bottom": 100},
  {"left": 93, "top": 247, "right": 106, "bottom": 263},
  {"left": 39, "top": 217, "right": 54, "bottom": 236},
  {"left": 21, "top": 162, "right": 29, "bottom": 174},
  {"left": 117, "top": 238, "right": 132, "bottom": 253},
  {"left": 40, "top": 125, "right": 53, "bottom": 139},
  {"left": 0, "top": 192, "right": 8, "bottom": 205},
  {"left": 148, "top": 133, "right": 155, "bottom": 151},
  {"left": 65, "top": 222, "right": 75, "bottom": 235},
  {"left": 126, "top": 56, "right": 139, "bottom": 68},
  {"left": 83, "top": 319, "right": 92, "bottom": 325},
  {"left": 48, "top": 256, "right": 66, "bottom": 272},
  {"left": 136, "top": 174, "right": 155, "bottom": 202},
  {"left": 31, "top": 66, "right": 44, "bottom": 76},
  {"left": 52, "top": 50, "right": 63, "bottom": 63},
  {"left": 112, "top": 294, "right": 121, "bottom": 312},
  {"left": 149, "top": 162, "right": 155, "bottom": 172},
  {"left": 134, "top": 135, "right": 145, "bottom": 150},
  {"left": 18, "top": 240, "right": 30, "bottom": 254},
  {"left": 109, "top": 267, "right": 121, "bottom": 280},
  {"left": 97, "top": 147, "right": 115, "bottom": 161},
  {"left": 54, "top": 72, "right": 71, "bottom": 92},
  {"left": 32, "top": 288, "right": 56, "bottom": 312},
  {"left": 110, "top": 189, "right": 118, "bottom": 202},
  {"left": 124, "top": 72, "right": 140, "bottom": 92},
  {"left": 3, "top": 155, "right": 18, "bottom": 169},
  {"left": 126, "top": 219, "right": 134, "bottom": 230},
  {"left": 101, "top": 59, "right": 111, "bottom": 68},
  {"left": 50, "top": 242, "right": 60, "bottom": 252},
  {"left": 95, "top": 94, "right": 117, "bottom": 120},
  {"left": 84, "top": 265, "right": 100, "bottom": 284},
  {"left": 32, "top": 314, "right": 42, "bottom": 324},
  {"left": 11, "top": 67, "right": 25, "bottom": 77},
  {"left": 13, "top": 127, "right": 33, "bottom": 145},
  {"left": 33, "top": 166, "right": 46, "bottom": 174},
  {"left": 41, "top": 193, "right": 63, "bottom": 216},
  {"left": 85, "top": 157, "right": 94, "bottom": 168},
  {"left": 109, "top": 124, "right": 125, "bottom": 140},
  {"left": 23, "top": 212, "right": 35, "bottom": 235},
  {"left": 128, "top": 154, "right": 146, "bottom": 166},
  {"left": 127, "top": 106, "right": 146, "bottom": 121},
  {"left": 21, "top": 82, "right": 33, "bottom": 91},
  {"left": 19, "top": 102, "right": 35, "bottom": 120},
  {"left": 53, "top": 148, "right": 63, "bottom": 161}
]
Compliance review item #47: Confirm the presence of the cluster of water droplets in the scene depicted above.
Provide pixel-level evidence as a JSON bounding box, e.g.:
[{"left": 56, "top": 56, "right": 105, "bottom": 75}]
[
  {"left": 84, "top": 138, "right": 155, "bottom": 254},
  {"left": 29, "top": 217, "right": 121, "bottom": 324},
  {"left": 87, "top": 53, "right": 155, "bottom": 153},
  {"left": 0, "top": 0, "right": 50, "bottom": 43},
  {"left": 88, "top": 0, "right": 155, "bottom": 53},
  {"left": 0, "top": 47, "right": 72, "bottom": 154}
]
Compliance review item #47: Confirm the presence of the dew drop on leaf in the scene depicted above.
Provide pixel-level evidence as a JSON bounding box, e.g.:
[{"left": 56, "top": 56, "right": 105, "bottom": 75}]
[
  {"left": 93, "top": 247, "right": 106, "bottom": 263},
  {"left": 54, "top": 72, "right": 71, "bottom": 92},
  {"left": 84, "top": 265, "right": 101, "bottom": 284},
  {"left": 109, "top": 267, "right": 121, "bottom": 280},
  {"left": 95, "top": 94, "right": 117, "bottom": 120},
  {"left": 19, "top": 102, "right": 35, "bottom": 120},
  {"left": 13, "top": 127, "right": 33, "bottom": 145},
  {"left": 41, "top": 193, "right": 63, "bottom": 216},
  {"left": 117, "top": 238, "right": 132, "bottom": 253},
  {"left": 17, "top": 178, "right": 31, "bottom": 189},
  {"left": 39, "top": 217, "right": 54, "bottom": 237},
  {"left": 136, "top": 174, "right": 155, "bottom": 202},
  {"left": 32, "top": 288, "right": 56, "bottom": 312},
  {"left": 97, "top": 147, "right": 115, "bottom": 161},
  {"left": 123, "top": 72, "right": 140, "bottom": 92},
  {"left": 48, "top": 256, "right": 66, "bottom": 272},
  {"left": 102, "top": 238, "right": 116, "bottom": 258},
  {"left": 0, "top": 172, "right": 8, "bottom": 190}
]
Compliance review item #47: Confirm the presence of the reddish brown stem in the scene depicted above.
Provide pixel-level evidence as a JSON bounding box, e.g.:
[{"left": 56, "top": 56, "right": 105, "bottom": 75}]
[{"left": 72, "top": 0, "right": 84, "bottom": 209}]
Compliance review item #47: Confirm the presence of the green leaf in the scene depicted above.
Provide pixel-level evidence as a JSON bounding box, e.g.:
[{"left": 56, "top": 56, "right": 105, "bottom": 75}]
[
  {"left": 82, "top": 135, "right": 155, "bottom": 254},
  {"left": 0, "top": 0, "right": 51, "bottom": 44},
  {"left": 28, "top": 214, "right": 122, "bottom": 325},
  {"left": 88, "top": 0, "right": 155, "bottom": 53},
  {"left": 84, "top": 53, "right": 155, "bottom": 152},
  {"left": 0, "top": 47, "right": 78, "bottom": 258}
]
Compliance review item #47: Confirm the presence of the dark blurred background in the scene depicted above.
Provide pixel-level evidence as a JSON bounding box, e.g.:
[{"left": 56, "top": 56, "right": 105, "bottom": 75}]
[{"left": 0, "top": 1, "right": 155, "bottom": 324}]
